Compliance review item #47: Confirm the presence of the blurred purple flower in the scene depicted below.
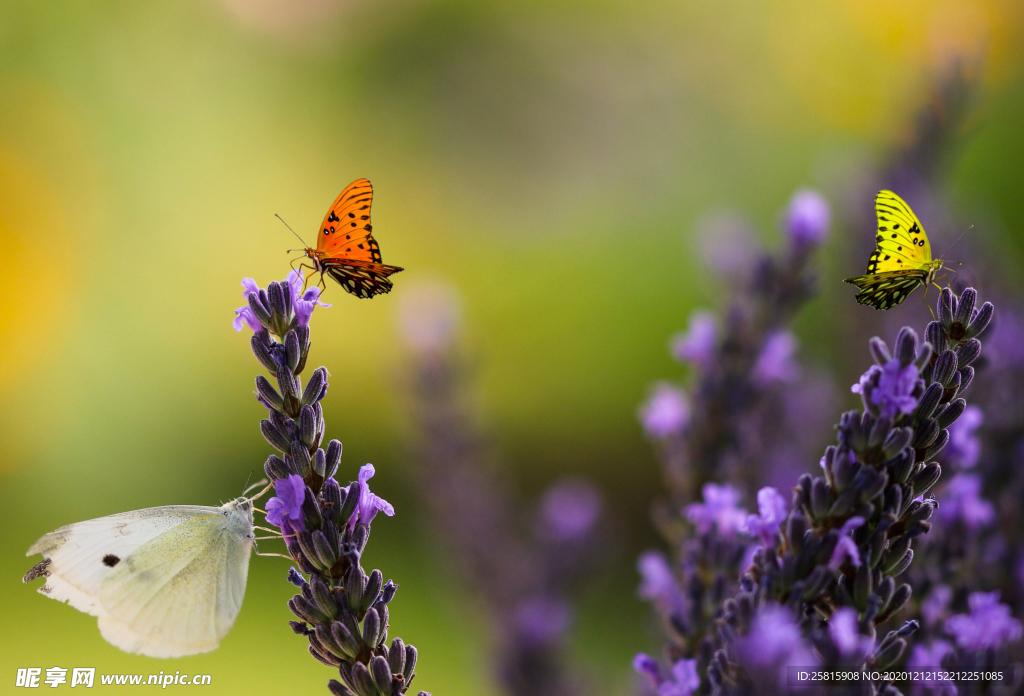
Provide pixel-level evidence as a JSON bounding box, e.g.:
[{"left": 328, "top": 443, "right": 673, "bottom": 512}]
[
  {"left": 695, "top": 209, "right": 759, "bottom": 276},
  {"left": 633, "top": 654, "right": 699, "bottom": 696},
  {"left": 921, "top": 585, "right": 952, "bottom": 627},
  {"left": 852, "top": 358, "right": 920, "bottom": 419},
  {"left": 737, "top": 605, "right": 817, "bottom": 675},
  {"left": 944, "top": 405, "right": 982, "bottom": 470},
  {"left": 829, "top": 607, "right": 874, "bottom": 659},
  {"left": 937, "top": 474, "right": 994, "bottom": 530},
  {"left": 684, "top": 483, "right": 748, "bottom": 537},
  {"left": 744, "top": 486, "right": 788, "bottom": 548},
  {"left": 513, "top": 595, "right": 571, "bottom": 647},
  {"left": 784, "top": 189, "right": 830, "bottom": 246},
  {"left": 265, "top": 474, "right": 307, "bottom": 531},
  {"left": 945, "top": 591, "right": 1023, "bottom": 651},
  {"left": 828, "top": 517, "right": 866, "bottom": 571},
  {"left": 538, "top": 477, "right": 602, "bottom": 543},
  {"left": 233, "top": 278, "right": 265, "bottom": 333},
  {"left": 349, "top": 464, "right": 395, "bottom": 529},
  {"left": 396, "top": 279, "right": 462, "bottom": 354},
  {"left": 753, "top": 331, "right": 800, "bottom": 385},
  {"left": 670, "top": 311, "right": 717, "bottom": 367},
  {"left": 907, "top": 640, "right": 953, "bottom": 669},
  {"left": 639, "top": 383, "right": 691, "bottom": 439},
  {"left": 638, "top": 551, "right": 682, "bottom": 609}
]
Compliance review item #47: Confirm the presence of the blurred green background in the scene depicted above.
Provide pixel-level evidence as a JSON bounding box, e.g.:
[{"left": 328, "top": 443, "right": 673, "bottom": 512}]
[{"left": 3, "top": 0, "right": 1024, "bottom": 693}]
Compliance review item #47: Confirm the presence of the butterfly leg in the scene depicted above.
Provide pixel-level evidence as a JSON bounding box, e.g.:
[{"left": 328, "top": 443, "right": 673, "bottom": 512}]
[{"left": 920, "top": 284, "right": 937, "bottom": 320}]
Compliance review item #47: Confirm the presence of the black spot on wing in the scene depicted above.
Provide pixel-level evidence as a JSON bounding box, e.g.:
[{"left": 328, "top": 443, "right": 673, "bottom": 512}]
[{"left": 103, "top": 554, "right": 120, "bottom": 567}]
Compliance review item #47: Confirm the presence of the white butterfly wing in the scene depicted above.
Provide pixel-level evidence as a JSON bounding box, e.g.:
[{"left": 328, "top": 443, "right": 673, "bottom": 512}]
[{"left": 26, "top": 502, "right": 254, "bottom": 658}]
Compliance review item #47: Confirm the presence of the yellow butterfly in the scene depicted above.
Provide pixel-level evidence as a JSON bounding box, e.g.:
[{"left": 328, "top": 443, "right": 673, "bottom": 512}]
[{"left": 844, "top": 190, "right": 946, "bottom": 310}]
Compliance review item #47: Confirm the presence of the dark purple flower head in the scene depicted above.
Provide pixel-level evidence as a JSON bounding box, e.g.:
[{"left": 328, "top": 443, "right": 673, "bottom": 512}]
[
  {"left": 937, "top": 474, "right": 994, "bottom": 530},
  {"left": 784, "top": 189, "right": 830, "bottom": 246},
  {"left": 753, "top": 331, "right": 800, "bottom": 386},
  {"left": 852, "top": 358, "right": 921, "bottom": 419},
  {"left": 538, "top": 477, "right": 602, "bottom": 542},
  {"left": 684, "top": 483, "right": 748, "bottom": 537},
  {"left": 828, "top": 516, "right": 865, "bottom": 571},
  {"left": 513, "top": 595, "right": 571, "bottom": 647},
  {"left": 945, "top": 591, "right": 1023, "bottom": 651},
  {"left": 639, "top": 383, "right": 690, "bottom": 440},
  {"left": 945, "top": 405, "right": 982, "bottom": 470},
  {"left": 348, "top": 464, "right": 395, "bottom": 529},
  {"left": 744, "top": 486, "right": 788, "bottom": 548},
  {"left": 632, "top": 654, "right": 699, "bottom": 696},
  {"left": 670, "top": 311, "right": 717, "bottom": 367},
  {"left": 829, "top": 607, "right": 874, "bottom": 659},
  {"left": 265, "top": 474, "right": 307, "bottom": 531},
  {"left": 233, "top": 278, "right": 265, "bottom": 333}
]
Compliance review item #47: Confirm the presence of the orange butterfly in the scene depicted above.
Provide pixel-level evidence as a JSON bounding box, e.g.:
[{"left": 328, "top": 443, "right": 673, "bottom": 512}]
[{"left": 300, "top": 179, "right": 404, "bottom": 298}]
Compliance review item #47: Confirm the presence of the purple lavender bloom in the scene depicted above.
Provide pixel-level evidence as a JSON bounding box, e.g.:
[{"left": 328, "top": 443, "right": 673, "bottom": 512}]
[
  {"left": 944, "top": 405, "right": 982, "bottom": 469},
  {"left": 513, "top": 595, "right": 571, "bottom": 647},
  {"left": 639, "top": 383, "right": 691, "bottom": 440},
  {"left": 670, "top": 311, "right": 717, "bottom": 367},
  {"left": 349, "top": 464, "right": 395, "bottom": 529},
  {"left": 921, "top": 585, "right": 952, "bottom": 627},
  {"left": 233, "top": 278, "right": 265, "bottom": 333},
  {"left": 633, "top": 654, "right": 699, "bottom": 696},
  {"left": 828, "top": 517, "right": 866, "bottom": 571},
  {"left": 744, "top": 486, "right": 788, "bottom": 548},
  {"left": 937, "top": 474, "right": 995, "bottom": 530},
  {"left": 284, "top": 270, "right": 330, "bottom": 327},
  {"left": 852, "top": 359, "right": 921, "bottom": 419},
  {"left": 907, "top": 640, "right": 953, "bottom": 669},
  {"left": 396, "top": 279, "right": 462, "bottom": 354},
  {"left": 684, "top": 483, "right": 748, "bottom": 537},
  {"left": 696, "top": 209, "right": 758, "bottom": 276},
  {"left": 538, "top": 477, "right": 602, "bottom": 542},
  {"left": 829, "top": 607, "right": 874, "bottom": 659},
  {"left": 945, "top": 591, "right": 1023, "bottom": 651},
  {"left": 753, "top": 331, "right": 800, "bottom": 385},
  {"left": 736, "top": 605, "right": 817, "bottom": 678},
  {"left": 265, "top": 474, "right": 307, "bottom": 531},
  {"left": 638, "top": 551, "right": 682, "bottom": 609},
  {"left": 784, "top": 189, "right": 830, "bottom": 246}
]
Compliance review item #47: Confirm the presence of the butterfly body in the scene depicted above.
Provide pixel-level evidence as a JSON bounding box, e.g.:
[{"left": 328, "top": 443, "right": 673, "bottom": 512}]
[
  {"left": 302, "top": 178, "right": 403, "bottom": 299},
  {"left": 844, "top": 190, "right": 945, "bottom": 310},
  {"left": 25, "top": 498, "right": 255, "bottom": 658}
]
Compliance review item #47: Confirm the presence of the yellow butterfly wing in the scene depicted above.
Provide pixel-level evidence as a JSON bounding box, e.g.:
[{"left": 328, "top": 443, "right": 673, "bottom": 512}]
[{"left": 844, "top": 191, "right": 933, "bottom": 310}]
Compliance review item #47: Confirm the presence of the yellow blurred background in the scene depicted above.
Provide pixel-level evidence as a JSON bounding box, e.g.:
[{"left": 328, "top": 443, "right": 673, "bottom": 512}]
[{"left": 3, "top": 0, "right": 1024, "bottom": 693}]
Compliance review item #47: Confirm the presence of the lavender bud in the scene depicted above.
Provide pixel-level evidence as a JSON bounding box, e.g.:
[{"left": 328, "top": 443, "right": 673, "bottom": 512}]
[
  {"left": 264, "top": 454, "right": 291, "bottom": 480},
  {"left": 869, "top": 416, "right": 892, "bottom": 449},
  {"left": 315, "top": 623, "right": 346, "bottom": 658},
  {"left": 915, "top": 341, "right": 933, "bottom": 369},
  {"left": 787, "top": 513, "right": 807, "bottom": 553},
  {"left": 287, "top": 567, "right": 308, "bottom": 588},
  {"left": 811, "top": 477, "right": 830, "bottom": 519},
  {"left": 312, "top": 449, "right": 326, "bottom": 479},
  {"left": 303, "top": 367, "right": 328, "bottom": 405},
  {"left": 255, "top": 375, "right": 284, "bottom": 411},
  {"left": 939, "top": 288, "right": 955, "bottom": 328},
  {"left": 310, "top": 575, "right": 338, "bottom": 619},
  {"left": 915, "top": 383, "right": 943, "bottom": 423},
  {"left": 965, "top": 302, "right": 993, "bottom": 339},
  {"left": 835, "top": 453, "right": 858, "bottom": 491},
  {"left": 260, "top": 419, "right": 291, "bottom": 452},
  {"left": 290, "top": 440, "right": 311, "bottom": 479},
  {"left": 338, "top": 485, "right": 359, "bottom": 525},
  {"left": 389, "top": 637, "right": 407, "bottom": 674},
  {"left": 362, "top": 608, "right": 381, "bottom": 645},
  {"left": 925, "top": 321, "right": 948, "bottom": 355},
  {"left": 875, "top": 638, "right": 907, "bottom": 668},
  {"left": 285, "top": 330, "right": 301, "bottom": 372},
  {"left": 829, "top": 488, "right": 858, "bottom": 518},
  {"left": 911, "top": 462, "right": 941, "bottom": 498},
  {"left": 883, "top": 485, "right": 902, "bottom": 517},
  {"left": 350, "top": 662, "right": 377, "bottom": 696},
  {"left": 955, "top": 338, "right": 981, "bottom": 367},
  {"left": 326, "top": 439, "right": 343, "bottom": 477},
  {"left": 953, "top": 287, "right": 976, "bottom": 326},
  {"left": 376, "top": 603, "right": 389, "bottom": 644},
  {"left": 894, "top": 327, "right": 918, "bottom": 367},
  {"left": 371, "top": 656, "right": 395, "bottom": 695},
  {"left": 269, "top": 408, "right": 292, "bottom": 437},
  {"left": 922, "top": 430, "right": 949, "bottom": 460},
  {"left": 404, "top": 645, "right": 418, "bottom": 682},
  {"left": 885, "top": 583, "right": 912, "bottom": 619},
  {"left": 276, "top": 363, "right": 301, "bottom": 403},
  {"left": 868, "top": 528, "right": 888, "bottom": 568},
  {"left": 857, "top": 468, "right": 888, "bottom": 503},
  {"left": 290, "top": 620, "right": 313, "bottom": 635},
  {"left": 935, "top": 398, "right": 966, "bottom": 428},
  {"left": 911, "top": 419, "right": 940, "bottom": 449},
  {"left": 312, "top": 530, "right": 336, "bottom": 569},
  {"left": 289, "top": 595, "right": 331, "bottom": 625},
  {"left": 267, "top": 281, "right": 287, "bottom": 318},
  {"left": 248, "top": 292, "right": 273, "bottom": 327},
  {"left": 331, "top": 621, "right": 360, "bottom": 659},
  {"left": 299, "top": 405, "right": 317, "bottom": 448},
  {"left": 347, "top": 567, "right": 369, "bottom": 612},
  {"left": 854, "top": 563, "right": 873, "bottom": 610},
  {"left": 882, "top": 427, "right": 912, "bottom": 459},
  {"left": 869, "top": 337, "right": 891, "bottom": 366},
  {"left": 381, "top": 581, "right": 398, "bottom": 604},
  {"left": 309, "top": 640, "right": 341, "bottom": 667},
  {"left": 251, "top": 334, "right": 279, "bottom": 372},
  {"left": 322, "top": 478, "right": 342, "bottom": 524},
  {"left": 365, "top": 569, "right": 384, "bottom": 605},
  {"left": 888, "top": 449, "right": 914, "bottom": 484},
  {"left": 958, "top": 366, "right": 975, "bottom": 394},
  {"left": 931, "top": 351, "right": 958, "bottom": 386},
  {"left": 887, "top": 549, "right": 914, "bottom": 577},
  {"left": 328, "top": 680, "right": 355, "bottom": 696}
]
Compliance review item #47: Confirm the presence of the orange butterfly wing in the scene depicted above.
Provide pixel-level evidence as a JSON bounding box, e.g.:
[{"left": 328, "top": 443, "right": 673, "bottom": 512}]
[{"left": 315, "top": 178, "right": 404, "bottom": 298}]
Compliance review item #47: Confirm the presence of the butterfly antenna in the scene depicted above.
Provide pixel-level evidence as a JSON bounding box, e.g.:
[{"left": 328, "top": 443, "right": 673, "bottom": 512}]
[
  {"left": 243, "top": 476, "right": 268, "bottom": 496},
  {"left": 276, "top": 214, "right": 309, "bottom": 248},
  {"left": 247, "top": 480, "right": 276, "bottom": 504},
  {"left": 937, "top": 225, "right": 973, "bottom": 259}
]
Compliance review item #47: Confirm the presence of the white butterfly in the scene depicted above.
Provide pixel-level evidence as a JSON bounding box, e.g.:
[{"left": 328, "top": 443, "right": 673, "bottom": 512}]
[{"left": 24, "top": 496, "right": 260, "bottom": 658}]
